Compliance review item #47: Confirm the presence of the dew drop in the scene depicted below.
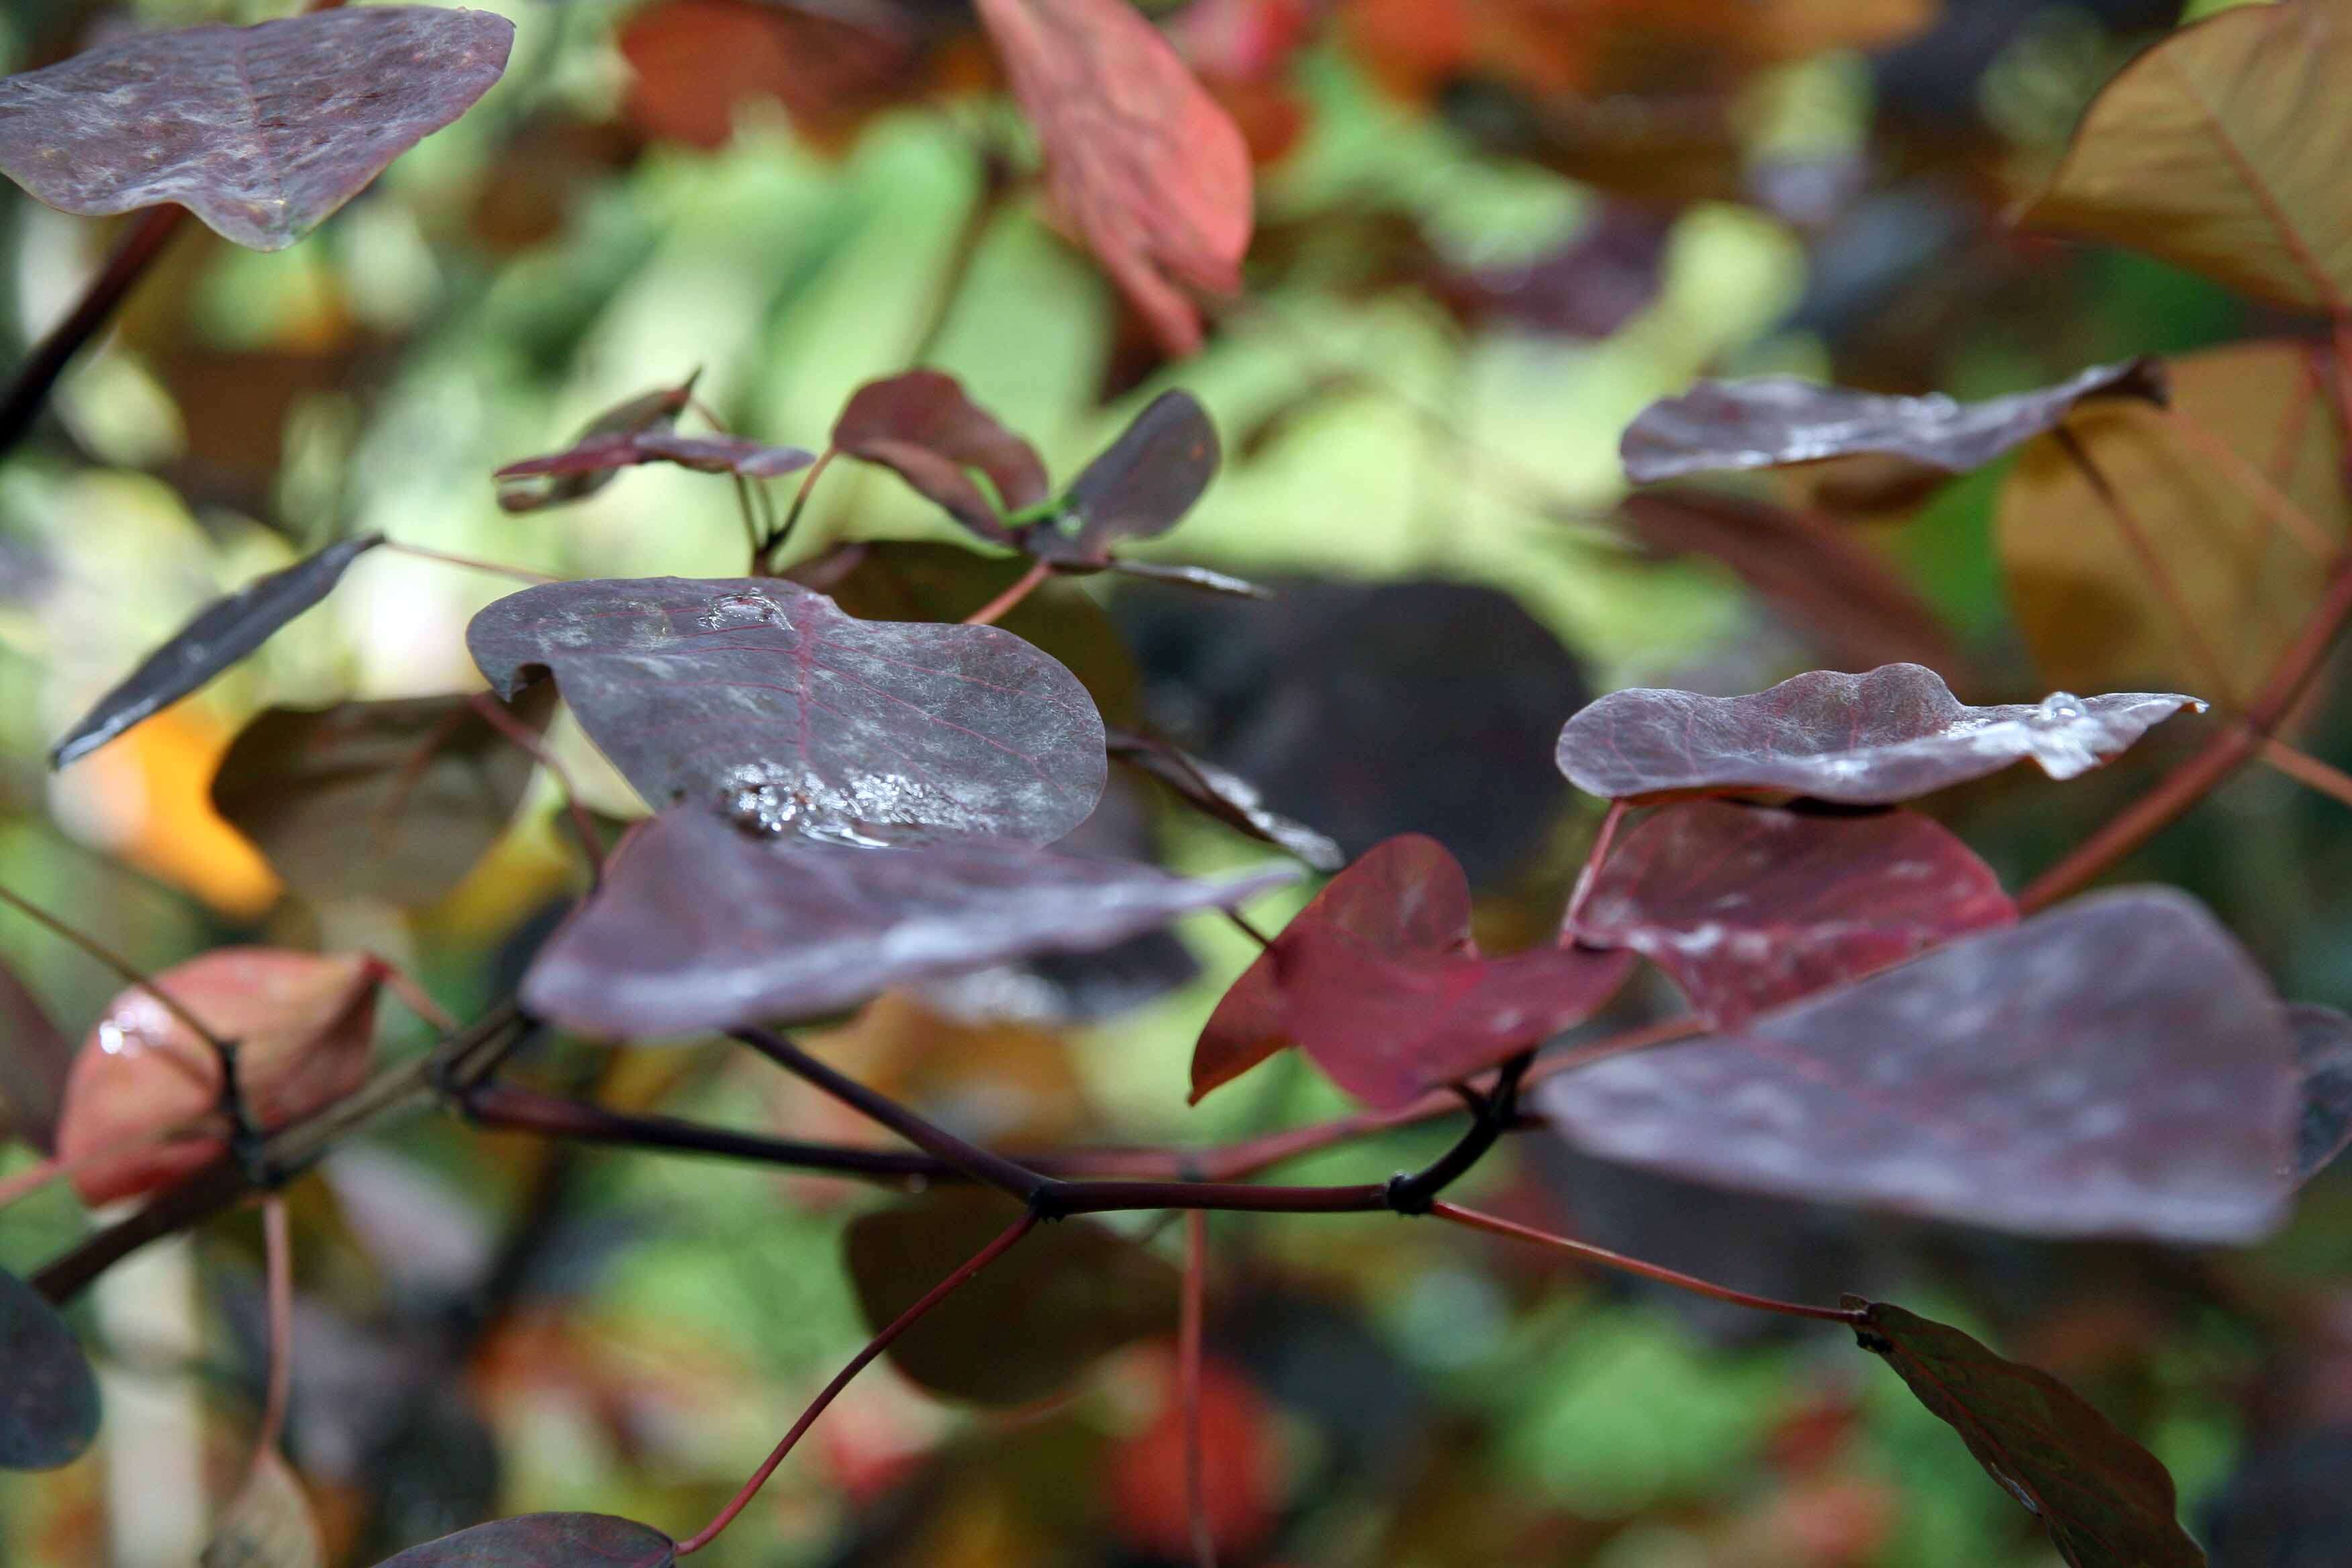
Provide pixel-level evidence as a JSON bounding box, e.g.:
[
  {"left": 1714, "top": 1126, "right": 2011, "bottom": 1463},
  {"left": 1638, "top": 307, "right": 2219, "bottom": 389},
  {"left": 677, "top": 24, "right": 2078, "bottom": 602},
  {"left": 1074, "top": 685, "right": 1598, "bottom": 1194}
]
[
  {"left": 2034, "top": 692, "right": 2086, "bottom": 725},
  {"left": 699, "top": 591, "right": 784, "bottom": 631}
]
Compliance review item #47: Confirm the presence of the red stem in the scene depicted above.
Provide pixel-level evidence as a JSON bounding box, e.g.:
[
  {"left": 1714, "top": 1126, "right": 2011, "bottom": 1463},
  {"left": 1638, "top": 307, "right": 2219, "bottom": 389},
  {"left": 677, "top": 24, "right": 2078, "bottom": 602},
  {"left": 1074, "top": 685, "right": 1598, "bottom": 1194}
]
[
  {"left": 0, "top": 205, "right": 189, "bottom": 458},
  {"left": 1181, "top": 1210, "right": 1214, "bottom": 1568},
  {"left": 254, "top": 1195, "right": 294, "bottom": 1462},
  {"left": 466, "top": 692, "right": 605, "bottom": 881},
  {"left": 673, "top": 1211, "right": 1038, "bottom": 1555},
  {"left": 759, "top": 448, "right": 836, "bottom": 569},
  {"left": 1560, "top": 800, "right": 1628, "bottom": 932},
  {"left": 963, "top": 558, "right": 1053, "bottom": 626}
]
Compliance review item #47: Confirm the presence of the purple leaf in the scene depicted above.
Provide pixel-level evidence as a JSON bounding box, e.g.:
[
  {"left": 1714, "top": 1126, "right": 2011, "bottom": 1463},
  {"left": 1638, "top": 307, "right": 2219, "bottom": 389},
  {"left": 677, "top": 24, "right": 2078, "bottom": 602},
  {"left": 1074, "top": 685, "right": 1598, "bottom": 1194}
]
[
  {"left": 1441, "top": 204, "right": 1673, "bottom": 340},
  {"left": 0, "top": 7, "right": 513, "bottom": 251},
  {"left": 0, "top": 1267, "right": 97, "bottom": 1471},
  {"left": 832, "top": 370, "right": 1050, "bottom": 543},
  {"left": 467, "top": 575, "right": 1106, "bottom": 844},
  {"left": 1849, "top": 1299, "right": 2204, "bottom": 1568},
  {"left": 0, "top": 961, "right": 69, "bottom": 1155},
  {"left": 373, "top": 1512, "right": 675, "bottom": 1568},
  {"left": 2290, "top": 1003, "right": 2352, "bottom": 1185},
  {"left": 520, "top": 805, "right": 1293, "bottom": 1038},
  {"left": 494, "top": 378, "right": 699, "bottom": 512},
  {"left": 493, "top": 430, "right": 813, "bottom": 495},
  {"left": 1018, "top": 391, "right": 1218, "bottom": 565},
  {"left": 1107, "top": 726, "right": 1343, "bottom": 870},
  {"left": 209, "top": 685, "right": 556, "bottom": 908},
  {"left": 1100, "top": 558, "right": 1270, "bottom": 598},
  {"left": 1540, "top": 889, "right": 2299, "bottom": 1242},
  {"left": 1555, "top": 663, "right": 2202, "bottom": 805},
  {"left": 51, "top": 533, "right": 385, "bottom": 769},
  {"left": 1569, "top": 801, "right": 2016, "bottom": 1028},
  {"left": 1620, "top": 358, "right": 2167, "bottom": 485}
]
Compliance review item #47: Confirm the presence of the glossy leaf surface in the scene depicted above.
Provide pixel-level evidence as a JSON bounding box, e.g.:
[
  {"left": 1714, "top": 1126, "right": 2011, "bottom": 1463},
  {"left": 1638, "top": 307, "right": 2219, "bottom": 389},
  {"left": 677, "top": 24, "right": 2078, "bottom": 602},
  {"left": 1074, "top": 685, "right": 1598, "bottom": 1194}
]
[
  {"left": 0, "top": 1267, "right": 98, "bottom": 1471},
  {"left": 522, "top": 806, "right": 1291, "bottom": 1038},
  {"left": 1849, "top": 1299, "right": 2204, "bottom": 1567},
  {"left": 1020, "top": 392, "right": 1219, "bottom": 565},
  {"left": 2290, "top": 1003, "right": 2352, "bottom": 1184},
  {"left": 1620, "top": 359, "right": 2163, "bottom": 483},
  {"left": 493, "top": 379, "right": 699, "bottom": 512},
  {"left": 831, "top": 371, "right": 1049, "bottom": 542},
  {"left": 1569, "top": 801, "right": 2016, "bottom": 1028},
  {"left": 51, "top": 534, "right": 385, "bottom": 769},
  {"left": 1541, "top": 889, "right": 2298, "bottom": 1241},
  {"left": 1555, "top": 663, "right": 2201, "bottom": 804},
  {"left": 974, "top": 0, "right": 1252, "bottom": 355},
  {"left": 373, "top": 1513, "right": 675, "bottom": 1568},
  {"left": 846, "top": 1190, "right": 1177, "bottom": 1406},
  {"left": 211, "top": 687, "right": 554, "bottom": 908},
  {"left": 468, "top": 576, "right": 1106, "bottom": 844},
  {"left": 0, "top": 961, "right": 70, "bottom": 1153},
  {"left": 2018, "top": 0, "right": 2352, "bottom": 317},
  {"left": 1107, "top": 727, "right": 1342, "bottom": 869},
  {"left": 0, "top": 7, "right": 513, "bottom": 250}
]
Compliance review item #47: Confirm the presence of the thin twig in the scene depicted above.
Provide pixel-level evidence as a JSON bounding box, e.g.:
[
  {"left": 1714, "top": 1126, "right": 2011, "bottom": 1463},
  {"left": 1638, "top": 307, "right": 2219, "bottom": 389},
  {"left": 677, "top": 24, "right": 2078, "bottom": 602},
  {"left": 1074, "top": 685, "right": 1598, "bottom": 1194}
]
[
  {"left": 963, "top": 558, "right": 1052, "bottom": 626},
  {"left": 760, "top": 449, "right": 836, "bottom": 568},
  {"left": 1181, "top": 1210, "right": 1214, "bottom": 1568},
  {"left": 0, "top": 205, "right": 189, "bottom": 458},
  {"left": 2257, "top": 734, "right": 2352, "bottom": 812},
  {"left": 379, "top": 540, "right": 558, "bottom": 585},
  {"left": 465, "top": 691, "right": 605, "bottom": 881},
  {"left": 254, "top": 1195, "right": 294, "bottom": 1463},
  {"left": 0, "top": 882, "right": 228, "bottom": 1052},
  {"left": 1561, "top": 801, "right": 1628, "bottom": 932}
]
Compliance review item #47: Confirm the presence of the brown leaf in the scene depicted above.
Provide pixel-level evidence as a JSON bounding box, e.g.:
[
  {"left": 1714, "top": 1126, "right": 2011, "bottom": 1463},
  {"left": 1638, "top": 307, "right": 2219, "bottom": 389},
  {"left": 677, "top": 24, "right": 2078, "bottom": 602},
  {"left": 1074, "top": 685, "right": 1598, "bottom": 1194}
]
[{"left": 975, "top": 0, "right": 1253, "bottom": 356}]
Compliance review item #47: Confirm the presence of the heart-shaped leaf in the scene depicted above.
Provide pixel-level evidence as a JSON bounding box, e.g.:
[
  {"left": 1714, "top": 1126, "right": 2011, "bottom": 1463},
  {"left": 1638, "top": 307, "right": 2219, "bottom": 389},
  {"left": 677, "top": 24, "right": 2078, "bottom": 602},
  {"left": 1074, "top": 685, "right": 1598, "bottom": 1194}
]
[
  {"left": 203, "top": 1449, "right": 323, "bottom": 1568},
  {"left": 0, "top": 7, "right": 513, "bottom": 251},
  {"left": 1568, "top": 800, "right": 2016, "bottom": 1028},
  {"left": 2017, "top": 0, "right": 2352, "bottom": 317},
  {"left": 50, "top": 534, "right": 385, "bottom": 769},
  {"left": 210, "top": 686, "right": 555, "bottom": 908},
  {"left": 493, "top": 379, "right": 699, "bottom": 512},
  {"left": 55, "top": 948, "right": 385, "bottom": 1206},
  {"left": 1540, "top": 889, "right": 2298, "bottom": 1242},
  {"left": 2290, "top": 1003, "right": 2352, "bottom": 1185},
  {"left": 1191, "top": 833, "right": 1472, "bottom": 1101},
  {"left": 1620, "top": 359, "right": 2165, "bottom": 484},
  {"left": 373, "top": 1513, "right": 675, "bottom": 1568},
  {"left": 0, "top": 960, "right": 70, "bottom": 1154},
  {"left": 1849, "top": 1298, "right": 2204, "bottom": 1568},
  {"left": 1107, "top": 728, "right": 1342, "bottom": 870},
  {"left": 522, "top": 805, "right": 1292, "bottom": 1038},
  {"left": 974, "top": 0, "right": 1252, "bottom": 356},
  {"left": 830, "top": 371, "right": 1050, "bottom": 542},
  {"left": 1018, "top": 391, "right": 1220, "bottom": 567},
  {"left": 846, "top": 1190, "right": 1177, "bottom": 1406},
  {"left": 1555, "top": 663, "right": 2202, "bottom": 805},
  {"left": 467, "top": 576, "right": 1108, "bottom": 845},
  {"left": 0, "top": 1266, "right": 99, "bottom": 1471}
]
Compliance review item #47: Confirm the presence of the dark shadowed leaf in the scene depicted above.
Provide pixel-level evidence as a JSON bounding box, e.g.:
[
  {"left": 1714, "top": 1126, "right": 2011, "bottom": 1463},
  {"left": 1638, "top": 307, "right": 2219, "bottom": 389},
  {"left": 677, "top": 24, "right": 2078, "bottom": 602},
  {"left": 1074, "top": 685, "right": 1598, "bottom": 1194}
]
[
  {"left": 1849, "top": 1299, "right": 2204, "bottom": 1568},
  {"left": 0, "top": 7, "right": 513, "bottom": 250},
  {"left": 1192, "top": 833, "right": 1471, "bottom": 1101},
  {"left": 1541, "top": 889, "right": 2298, "bottom": 1242},
  {"left": 1118, "top": 578, "right": 1585, "bottom": 884},
  {"left": 1107, "top": 727, "right": 1342, "bottom": 869},
  {"left": 1277, "top": 922, "right": 1634, "bottom": 1109},
  {"left": 1020, "top": 392, "right": 1220, "bottom": 566},
  {"left": 1438, "top": 204, "right": 1673, "bottom": 340},
  {"left": 1555, "top": 663, "right": 2202, "bottom": 805},
  {"left": 2290, "top": 1003, "right": 2352, "bottom": 1185},
  {"left": 831, "top": 371, "right": 1050, "bottom": 542},
  {"left": 847, "top": 1190, "right": 1178, "bottom": 1406},
  {"left": 0, "top": 1266, "right": 99, "bottom": 1471},
  {"left": 203, "top": 1450, "right": 322, "bottom": 1568},
  {"left": 467, "top": 575, "right": 1108, "bottom": 844},
  {"left": 493, "top": 379, "right": 699, "bottom": 512},
  {"left": 2017, "top": 0, "right": 2352, "bottom": 317},
  {"left": 51, "top": 534, "right": 385, "bottom": 769},
  {"left": 373, "top": 1512, "right": 675, "bottom": 1568},
  {"left": 974, "top": 0, "right": 1252, "bottom": 356},
  {"left": 493, "top": 431, "right": 813, "bottom": 499},
  {"left": 522, "top": 805, "right": 1291, "bottom": 1038},
  {"left": 1620, "top": 359, "right": 2165, "bottom": 485},
  {"left": 0, "top": 961, "right": 69, "bottom": 1153},
  {"left": 1569, "top": 801, "right": 2016, "bottom": 1028},
  {"left": 211, "top": 685, "right": 555, "bottom": 908}
]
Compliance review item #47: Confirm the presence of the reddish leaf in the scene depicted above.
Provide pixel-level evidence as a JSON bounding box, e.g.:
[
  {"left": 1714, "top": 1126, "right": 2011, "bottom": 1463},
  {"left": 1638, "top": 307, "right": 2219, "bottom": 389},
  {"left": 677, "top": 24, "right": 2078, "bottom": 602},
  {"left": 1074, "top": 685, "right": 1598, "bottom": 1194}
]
[
  {"left": 1569, "top": 801, "right": 2016, "bottom": 1028},
  {"left": 494, "top": 431, "right": 814, "bottom": 499},
  {"left": 846, "top": 1189, "right": 1177, "bottom": 1406},
  {"left": 1620, "top": 360, "right": 2165, "bottom": 484},
  {"left": 493, "top": 379, "right": 699, "bottom": 513},
  {"left": 1849, "top": 1299, "right": 2204, "bottom": 1568},
  {"left": 2290, "top": 1003, "right": 2352, "bottom": 1185},
  {"left": 0, "top": 7, "right": 513, "bottom": 250},
  {"left": 1107, "top": 1352, "right": 1281, "bottom": 1561},
  {"left": 55, "top": 948, "right": 386, "bottom": 1206},
  {"left": 467, "top": 576, "right": 1108, "bottom": 845},
  {"left": 50, "top": 534, "right": 386, "bottom": 769},
  {"left": 0, "top": 961, "right": 70, "bottom": 1154},
  {"left": 1018, "top": 391, "right": 1220, "bottom": 566},
  {"left": 521, "top": 805, "right": 1291, "bottom": 1039},
  {"left": 0, "top": 1266, "right": 97, "bottom": 1471},
  {"left": 1555, "top": 663, "right": 2202, "bottom": 805},
  {"left": 1106, "top": 726, "right": 1342, "bottom": 870},
  {"left": 619, "top": 0, "right": 932, "bottom": 155},
  {"left": 974, "top": 0, "right": 1253, "bottom": 356},
  {"left": 831, "top": 371, "right": 1050, "bottom": 543},
  {"left": 1540, "top": 889, "right": 2299, "bottom": 1242},
  {"left": 210, "top": 685, "right": 556, "bottom": 908},
  {"left": 1191, "top": 833, "right": 1471, "bottom": 1102},
  {"left": 373, "top": 1513, "right": 675, "bottom": 1568}
]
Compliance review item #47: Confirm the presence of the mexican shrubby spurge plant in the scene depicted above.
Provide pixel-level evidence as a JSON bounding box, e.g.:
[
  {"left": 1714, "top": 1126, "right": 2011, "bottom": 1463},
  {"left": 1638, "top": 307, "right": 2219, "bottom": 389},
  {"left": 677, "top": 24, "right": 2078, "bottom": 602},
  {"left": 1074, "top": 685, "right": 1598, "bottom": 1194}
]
[{"left": 7, "top": 3, "right": 2352, "bottom": 1567}]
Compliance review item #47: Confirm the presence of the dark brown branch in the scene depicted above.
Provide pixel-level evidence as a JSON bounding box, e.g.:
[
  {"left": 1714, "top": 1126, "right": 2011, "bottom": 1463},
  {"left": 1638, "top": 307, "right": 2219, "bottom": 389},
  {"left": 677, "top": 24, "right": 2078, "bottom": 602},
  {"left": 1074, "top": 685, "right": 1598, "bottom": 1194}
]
[{"left": 0, "top": 205, "right": 188, "bottom": 457}]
